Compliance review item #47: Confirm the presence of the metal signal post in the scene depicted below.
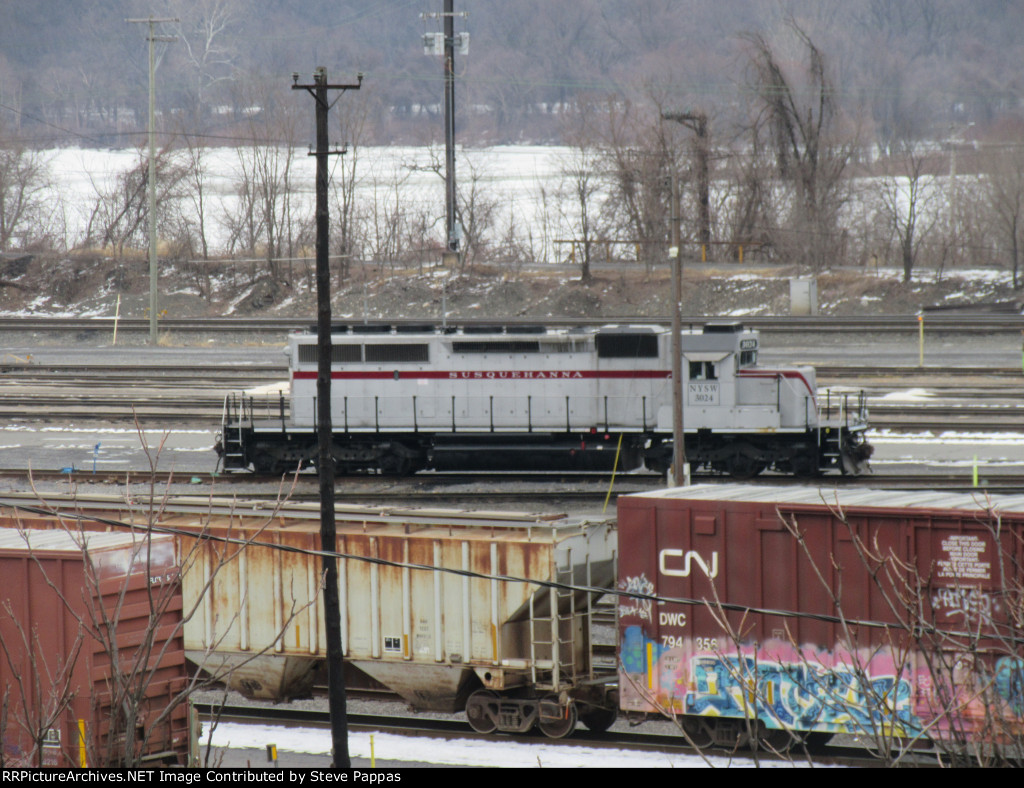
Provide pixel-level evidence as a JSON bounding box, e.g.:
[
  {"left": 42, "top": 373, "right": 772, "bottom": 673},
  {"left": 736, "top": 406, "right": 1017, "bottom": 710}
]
[{"left": 126, "top": 17, "right": 177, "bottom": 345}]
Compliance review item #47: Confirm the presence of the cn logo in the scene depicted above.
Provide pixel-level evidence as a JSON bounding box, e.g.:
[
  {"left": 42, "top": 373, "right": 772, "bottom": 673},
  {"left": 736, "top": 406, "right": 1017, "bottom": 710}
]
[{"left": 659, "top": 549, "right": 719, "bottom": 579}]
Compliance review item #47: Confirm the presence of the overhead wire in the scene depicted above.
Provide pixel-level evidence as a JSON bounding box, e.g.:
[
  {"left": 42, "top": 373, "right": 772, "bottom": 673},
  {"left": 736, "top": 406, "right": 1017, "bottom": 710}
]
[{"left": 5, "top": 499, "right": 1023, "bottom": 648}]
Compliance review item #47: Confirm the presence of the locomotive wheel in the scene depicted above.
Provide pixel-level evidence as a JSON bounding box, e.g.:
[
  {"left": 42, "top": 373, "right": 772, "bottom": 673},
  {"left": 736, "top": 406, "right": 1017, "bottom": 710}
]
[
  {"left": 790, "top": 454, "right": 819, "bottom": 478},
  {"left": 728, "top": 451, "right": 764, "bottom": 480},
  {"left": 465, "top": 689, "right": 500, "bottom": 734},
  {"left": 378, "top": 451, "right": 411, "bottom": 477},
  {"left": 537, "top": 696, "right": 577, "bottom": 739},
  {"left": 253, "top": 452, "right": 281, "bottom": 475}
]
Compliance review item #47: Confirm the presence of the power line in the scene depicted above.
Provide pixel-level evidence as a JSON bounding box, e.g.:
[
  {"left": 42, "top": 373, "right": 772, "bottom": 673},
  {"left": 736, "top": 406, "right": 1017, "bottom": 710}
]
[{"left": 6, "top": 500, "right": 1023, "bottom": 648}]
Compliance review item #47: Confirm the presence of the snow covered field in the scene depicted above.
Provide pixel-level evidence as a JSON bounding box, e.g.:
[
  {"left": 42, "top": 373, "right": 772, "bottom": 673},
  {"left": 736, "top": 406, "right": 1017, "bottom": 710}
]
[
  {"left": 46, "top": 145, "right": 573, "bottom": 258},
  {"left": 207, "top": 722, "right": 815, "bottom": 769}
]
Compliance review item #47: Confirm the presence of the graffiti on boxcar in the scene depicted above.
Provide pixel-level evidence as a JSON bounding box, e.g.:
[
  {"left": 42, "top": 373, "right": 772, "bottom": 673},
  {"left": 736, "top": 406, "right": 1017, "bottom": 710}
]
[
  {"left": 684, "top": 654, "right": 917, "bottom": 735},
  {"left": 617, "top": 573, "right": 656, "bottom": 623},
  {"left": 994, "top": 657, "right": 1024, "bottom": 714},
  {"left": 930, "top": 585, "right": 1000, "bottom": 624},
  {"left": 619, "top": 630, "right": 922, "bottom": 736}
]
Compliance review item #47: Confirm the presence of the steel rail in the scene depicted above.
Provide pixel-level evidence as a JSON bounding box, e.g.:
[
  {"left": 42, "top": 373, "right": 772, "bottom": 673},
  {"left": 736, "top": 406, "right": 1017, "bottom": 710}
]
[
  {"left": 0, "top": 470, "right": 1021, "bottom": 493},
  {"left": 191, "top": 701, "right": 937, "bottom": 767},
  {"left": 3, "top": 314, "right": 1024, "bottom": 334}
]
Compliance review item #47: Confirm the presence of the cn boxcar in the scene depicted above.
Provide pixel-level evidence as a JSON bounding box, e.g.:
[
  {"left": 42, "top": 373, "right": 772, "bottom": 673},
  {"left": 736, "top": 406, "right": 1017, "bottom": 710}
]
[
  {"left": 217, "top": 322, "right": 871, "bottom": 477},
  {"left": 0, "top": 529, "right": 189, "bottom": 767},
  {"left": 617, "top": 485, "right": 1024, "bottom": 751}
]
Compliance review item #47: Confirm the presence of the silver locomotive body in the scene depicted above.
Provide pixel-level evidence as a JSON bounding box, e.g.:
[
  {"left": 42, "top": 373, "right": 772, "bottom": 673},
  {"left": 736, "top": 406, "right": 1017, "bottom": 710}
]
[{"left": 217, "top": 322, "right": 871, "bottom": 477}]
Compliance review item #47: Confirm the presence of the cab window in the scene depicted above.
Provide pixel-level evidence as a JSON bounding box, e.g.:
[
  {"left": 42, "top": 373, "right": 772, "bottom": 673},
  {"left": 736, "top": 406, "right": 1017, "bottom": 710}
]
[{"left": 689, "top": 361, "right": 717, "bottom": 380}]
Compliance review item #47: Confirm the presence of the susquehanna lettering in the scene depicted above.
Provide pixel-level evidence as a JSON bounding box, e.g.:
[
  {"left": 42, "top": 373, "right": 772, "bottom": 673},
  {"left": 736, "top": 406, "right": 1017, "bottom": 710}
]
[{"left": 449, "top": 370, "right": 584, "bottom": 379}]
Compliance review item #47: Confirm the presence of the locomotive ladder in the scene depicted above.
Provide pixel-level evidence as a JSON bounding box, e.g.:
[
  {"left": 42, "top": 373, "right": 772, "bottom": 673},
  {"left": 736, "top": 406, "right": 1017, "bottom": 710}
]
[
  {"left": 219, "top": 394, "right": 249, "bottom": 469},
  {"left": 528, "top": 545, "right": 579, "bottom": 691}
]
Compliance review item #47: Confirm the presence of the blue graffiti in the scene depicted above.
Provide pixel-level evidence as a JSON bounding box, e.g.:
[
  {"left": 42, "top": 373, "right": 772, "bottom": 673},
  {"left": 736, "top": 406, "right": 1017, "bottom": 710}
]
[
  {"left": 683, "top": 654, "right": 918, "bottom": 734},
  {"left": 620, "top": 625, "right": 665, "bottom": 675},
  {"left": 994, "top": 657, "right": 1024, "bottom": 714},
  {"left": 620, "top": 628, "right": 921, "bottom": 735}
]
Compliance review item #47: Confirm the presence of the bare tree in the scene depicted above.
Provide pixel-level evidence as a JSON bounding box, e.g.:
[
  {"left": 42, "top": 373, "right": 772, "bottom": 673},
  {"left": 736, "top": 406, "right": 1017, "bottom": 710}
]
[
  {"left": 557, "top": 99, "right": 606, "bottom": 282},
  {"left": 743, "top": 22, "right": 853, "bottom": 270},
  {"left": 174, "top": 132, "right": 214, "bottom": 262},
  {"left": 0, "top": 124, "right": 56, "bottom": 252},
  {"left": 169, "top": 0, "right": 242, "bottom": 129},
  {"left": 79, "top": 147, "right": 188, "bottom": 258},
  {"left": 221, "top": 76, "right": 305, "bottom": 285},
  {"left": 983, "top": 145, "right": 1024, "bottom": 289},
  {"left": 0, "top": 598, "right": 83, "bottom": 767},
  {"left": 597, "top": 96, "right": 675, "bottom": 270},
  {"left": 329, "top": 91, "right": 378, "bottom": 284},
  {"left": 455, "top": 155, "right": 499, "bottom": 269},
  {"left": 877, "top": 147, "right": 942, "bottom": 282}
]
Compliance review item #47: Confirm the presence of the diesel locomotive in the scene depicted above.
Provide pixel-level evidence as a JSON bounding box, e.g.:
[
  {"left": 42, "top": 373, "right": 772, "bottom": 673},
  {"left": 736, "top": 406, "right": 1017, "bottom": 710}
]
[{"left": 216, "top": 322, "right": 872, "bottom": 477}]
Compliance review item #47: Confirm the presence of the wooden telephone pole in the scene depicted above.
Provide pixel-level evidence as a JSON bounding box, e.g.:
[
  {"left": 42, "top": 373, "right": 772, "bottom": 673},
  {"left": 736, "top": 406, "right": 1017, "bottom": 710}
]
[{"left": 292, "top": 66, "right": 362, "bottom": 768}]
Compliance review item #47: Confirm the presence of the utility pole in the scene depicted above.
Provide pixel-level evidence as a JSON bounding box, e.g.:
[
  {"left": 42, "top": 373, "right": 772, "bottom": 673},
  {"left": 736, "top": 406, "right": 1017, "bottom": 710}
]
[
  {"left": 668, "top": 173, "right": 687, "bottom": 487},
  {"left": 126, "top": 17, "right": 177, "bottom": 345},
  {"left": 663, "top": 110, "right": 710, "bottom": 255},
  {"left": 662, "top": 109, "right": 710, "bottom": 487},
  {"left": 293, "top": 66, "right": 362, "bottom": 769},
  {"left": 444, "top": 0, "right": 457, "bottom": 252},
  {"left": 422, "top": 1, "right": 468, "bottom": 260}
]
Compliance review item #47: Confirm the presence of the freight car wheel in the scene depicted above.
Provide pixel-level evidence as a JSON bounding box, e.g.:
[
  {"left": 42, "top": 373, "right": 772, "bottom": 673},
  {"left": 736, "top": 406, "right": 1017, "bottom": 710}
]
[
  {"left": 754, "top": 724, "right": 796, "bottom": 753},
  {"left": 537, "top": 696, "right": 577, "bottom": 739},
  {"left": 579, "top": 704, "right": 617, "bottom": 733},
  {"left": 465, "top": 689, "right": 500, "bottom": 734},
  {"left": 679, "top": 718, "right": 713, "bottom": 748}
]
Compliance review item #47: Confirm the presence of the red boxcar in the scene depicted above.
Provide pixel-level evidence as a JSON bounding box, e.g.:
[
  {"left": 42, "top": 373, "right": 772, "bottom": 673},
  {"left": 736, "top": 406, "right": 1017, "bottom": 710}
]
[
  {"left": 0, "top": 529, "right": 190, "bottom": 767},
  {"left": 617, "top": 485, "right": 1024, "bottom": 751}
]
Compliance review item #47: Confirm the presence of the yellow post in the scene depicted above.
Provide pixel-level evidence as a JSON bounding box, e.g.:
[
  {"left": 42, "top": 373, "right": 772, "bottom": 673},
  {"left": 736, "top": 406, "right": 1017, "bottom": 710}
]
[
  {"left": 701, "top": 244, "right": 707, "bottom": 263},
  {"left": 921, "top": 313, "right": 929, "bottom": 364},
  {"left": 78, "top": 719, "right": 87, "bottom": 768},
  {"left": 603, "top": 434, "right": 624, "bottom": 513},
  {"left": 973, "top": 455, "right": 979, "bottom": 488},
  {"left": 370, "top": 733, "right": 376, "bottom": 768},
  {"left": 112, "top": 294, "right": 121, "bottom": 346},
  {"left": 738, "top": 244, "right": 744, "bottom": 263}
]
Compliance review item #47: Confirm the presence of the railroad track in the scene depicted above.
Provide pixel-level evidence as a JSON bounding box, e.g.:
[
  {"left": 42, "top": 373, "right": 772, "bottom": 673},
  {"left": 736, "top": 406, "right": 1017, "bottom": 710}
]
[
  {"left": 1, "top": 469, "right": 1021, "bottom": 496},
  {"left": 191, "top": 701, "right": 939, "bottom": 768},
  {"left": 5, "top": 314, "right": 1024, "bottom": 335}
]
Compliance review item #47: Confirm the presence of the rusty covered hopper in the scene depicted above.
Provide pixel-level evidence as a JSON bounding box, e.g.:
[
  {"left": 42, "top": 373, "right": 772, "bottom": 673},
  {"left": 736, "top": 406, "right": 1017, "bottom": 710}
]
[
  {"left": 0, "top": 495, "right": 616, "bottom": 711},
  {"left": 177, "top": 502, "right": 617, "bottom": 711}
]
